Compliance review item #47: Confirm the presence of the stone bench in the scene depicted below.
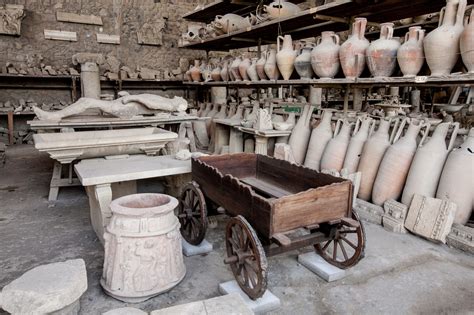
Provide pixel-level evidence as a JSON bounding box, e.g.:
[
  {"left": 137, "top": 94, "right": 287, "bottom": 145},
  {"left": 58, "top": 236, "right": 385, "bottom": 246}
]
[{"left": 74, "top": 154, "right": 191, "bottom": 244}]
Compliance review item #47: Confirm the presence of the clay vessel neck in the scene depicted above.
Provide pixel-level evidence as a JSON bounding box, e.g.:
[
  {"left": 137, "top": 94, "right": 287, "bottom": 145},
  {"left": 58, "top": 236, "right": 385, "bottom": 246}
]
[
  {"left": 380, "top": 22, "right": 394, "bottom": 40},
  {"left": 352, "top": 17, "right": 367, "bottom": 40}
]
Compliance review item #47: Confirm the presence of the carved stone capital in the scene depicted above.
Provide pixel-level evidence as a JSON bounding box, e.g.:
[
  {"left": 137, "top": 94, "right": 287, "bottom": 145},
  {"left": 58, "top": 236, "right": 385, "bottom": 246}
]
[
  {"left": 0, "top": 4, "right": 26, "bottom": 36},
  {"left": 72, "top": 53, "right": 105, "bottom": 66}
]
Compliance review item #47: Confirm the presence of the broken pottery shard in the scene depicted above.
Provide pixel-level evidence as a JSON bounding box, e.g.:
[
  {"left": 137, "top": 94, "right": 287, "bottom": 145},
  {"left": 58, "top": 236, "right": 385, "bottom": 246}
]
[
  {"left": 0, "top": 259, "right": 87, "bottom": 314},
  {"left": 405, "top": 194, "right": 457, "bottom": 243}
]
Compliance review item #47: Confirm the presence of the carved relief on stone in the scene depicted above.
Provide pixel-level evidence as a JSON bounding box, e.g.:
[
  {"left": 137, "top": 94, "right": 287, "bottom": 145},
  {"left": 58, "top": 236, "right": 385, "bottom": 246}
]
[
  {"left": 382, "top": 199, "right": 409, "bottom": 233},
  {"left": 0, "top": 4, "right": 25, "bottom": 36},
  {"left": 253, "top": 109, "right": 273, "bottom": 131},
  {"left": 137, "top": 19, "right": 166, "bottom": 46}
]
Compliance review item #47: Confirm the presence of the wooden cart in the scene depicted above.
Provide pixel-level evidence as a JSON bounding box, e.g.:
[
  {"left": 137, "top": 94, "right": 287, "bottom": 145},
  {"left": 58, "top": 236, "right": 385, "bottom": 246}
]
[{"left": 177, "top": 153, "right": 365, "bottom": 300}]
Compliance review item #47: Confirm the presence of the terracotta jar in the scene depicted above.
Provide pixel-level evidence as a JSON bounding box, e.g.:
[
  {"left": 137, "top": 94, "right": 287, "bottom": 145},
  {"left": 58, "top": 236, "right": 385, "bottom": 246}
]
[
  {"left": 230, "top": 57, "right": 242, "bottom": 81},
  {"left": 200, "top": 61, "right": 212, "bottom": 81},
  {"left": 264, "top": 48, "right": 280, "bottom": 80},
  {"left": 357, "top": 118, "right": 398, "bottom": 201},
  {"left": 304, "top": 110, "right": 333, "bottom": 171},
  {"left": 339, "top": 17, "right": 370, "bottom": 79},
  {"left": 402, "top": 122, "right": 459, "bottom": 205},
  {"left": 184, "top": 66, "right": 192, "bottom": 82},
  {"left": 437, "top": 128, "right": 474, "bottom": 224},
  {"left": 211, "top": 65, "right": 222, "bottom": 81},
  {"left": 276, "top": 35, "right": 297, "bottom": 80},
  {"left": 247, "top": 58, "right": 259, "bottom": 81},
  {"left": 343, "top": 116, "right": 375, "bottom": 174},
  {"left": 220, "top": 61, "right": 230, "bottom": 81},
  {"left": 190, "top": 60, "right": 201, "bottom": 82},
  {"left": 288, "top": 105, "right": 314, "bottom": 164},
  {"left": 460, "top": 8, "right": 474, "bottom": 73},
  {"left": 424, "top": 0, "right": 467, "bottom": 76},
  {"left": 264, "top": 0, "right": 301, "bottom": 19},
  {"left": 239, "top": 56, "right": 251, "bottom": 81},
  {"left": 311, "top": 31, "right": 340, "bottom": 79},
  {"left": 397, "top": 26, "right": 425, "bottom": 77},
  {"left": 320, "top": 119, "right": 354, "bottom": 172},
  {"left": 372, "top": 119, "right": 430, "bottom": 206},
  {"left": 256, "top": 53, "right": 268, "bottom": 80},
  {"left": 294, "top": 42, "right": 314, "bottom": 79},
  {"left": 101, "top": 193, "right": 185, "bottom": 303},
  {"left": 366, "top": 22, "right": 401, "bottom": 78},
  {"left": 213, "top": 14, "right": 251, "bottom": 33}
]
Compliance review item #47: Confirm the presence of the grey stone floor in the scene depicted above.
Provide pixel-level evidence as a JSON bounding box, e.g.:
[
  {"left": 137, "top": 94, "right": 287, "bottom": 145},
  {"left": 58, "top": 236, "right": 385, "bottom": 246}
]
[{"left": 1, "top": 145, "right": 473, "bottom": 315}]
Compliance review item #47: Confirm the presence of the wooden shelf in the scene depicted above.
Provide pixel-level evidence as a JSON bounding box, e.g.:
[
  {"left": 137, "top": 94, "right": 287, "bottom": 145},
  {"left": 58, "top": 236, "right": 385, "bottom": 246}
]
[{"left": 0, "top": 74, "right": 78, "bottom": 89}]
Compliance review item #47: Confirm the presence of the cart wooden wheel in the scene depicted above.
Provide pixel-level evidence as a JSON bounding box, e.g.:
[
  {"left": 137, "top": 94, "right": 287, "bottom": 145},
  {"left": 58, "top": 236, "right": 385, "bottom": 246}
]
[
  {"left": 177, "top": 182, "right": 207, "bottom": 245},
  {"left": 224, "top": 215, "right": 267, "bottom": 300},
  {"left": 314, "top": 210, "right": 366, "bottom": 269}
]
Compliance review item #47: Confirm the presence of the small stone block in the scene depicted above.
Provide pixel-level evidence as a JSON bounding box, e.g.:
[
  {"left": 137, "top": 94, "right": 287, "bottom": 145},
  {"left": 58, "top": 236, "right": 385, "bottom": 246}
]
[
  {"left": 354, "top": 198, "right": 384, "bottom": 225},
  {"left": 446, "top": 223, "right": 474, "bottom": 254},
  {"left": 103, "top": 307, "right": 148, "bottom": 315},
  {"left": 218, "top": 280, "right": 280, "bottom": 314},
  {"left": 298, "top": 252, "right": 346, "bottom": 282},
  {"left": 382, "top": 215, "right": 408, "bottom": 234},
  {"left": 182, "top": 239, "right": 213, "bottom": 257}
]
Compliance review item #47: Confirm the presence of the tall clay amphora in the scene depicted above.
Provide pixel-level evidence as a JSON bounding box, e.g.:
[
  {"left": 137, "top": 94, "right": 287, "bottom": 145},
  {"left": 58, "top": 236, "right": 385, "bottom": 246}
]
[
  {"left": 311, "top": 31, "right": 340, "bottom": 79},
  {"left": 436, "top": 128, "right": 474, "bottom": 225},
  {"left": 397, "top": 26, "right": 425, "bottom": 77},
  {"left": 276, "top": 35, "right": 297, "bottom": 80},
  {"left": 304, "top": 110, "right": 333, "bottom": 171},
  {"left": 357, "top": 118, "right": 399, "bottom": 201},
  {"left": 366, "top": 22, "right": 401, "bottom": 78},
  {"left": 339, "top": 17, "right": 370, "bottom": 79},
  {"left": 288, "top": 105, "right": 314, "bottom": 164},
  {"left": 220, "top": 61, "right": 230, "bottom": 81},
  {"left": 402, "top": 122, "right": 459, "bottom": 205},
  {"left": 256, "top": 52, "right": 268, "bottom": 80},
  {"left": 247, "top": 58, "right": 259, "bottom": 81},
  {"left": 294, "top": 42, "right": 314, "bottom": 79},
  {"left": 264, "top": 48, "right": 280, "bottom": 80},
  {"left": 201, "top": 103, "right": 212, "bottom": 117},
  {"left": 460, "top": 7, "right": 474, "bottom": 73},
  {"left": 372, "top": 119, "right": 430, "bottom": 206},
  {"left": 343, "top": 116, "right": 375, "bottom": 174},
  {"left": 190, "top": 60, "right": 201, "bottom": 82},
  {"left": 230, "top": 57, "right": 243, "bottom": 81},
  {"left": 320, "top": 119, "right": 354, "bottom": 172},
  {"left": 424, "top": 0, "right": 467, "bottom": 76}
]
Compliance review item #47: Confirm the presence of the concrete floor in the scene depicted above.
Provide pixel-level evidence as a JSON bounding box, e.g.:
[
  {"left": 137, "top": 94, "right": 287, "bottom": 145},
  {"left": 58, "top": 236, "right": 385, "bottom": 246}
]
[{"left": 0, "top": 145, "right": 473, "bottom": 315}]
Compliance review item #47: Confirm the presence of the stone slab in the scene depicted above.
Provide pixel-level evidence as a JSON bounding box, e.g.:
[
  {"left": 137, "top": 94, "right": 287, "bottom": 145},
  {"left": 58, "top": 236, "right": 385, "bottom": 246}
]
[
  {"left": 298, "top": 252, "right": 346, "bottom": 282},
  {"left": 103, "top": 307, "right": 148, "bottom": 315},
  {"left": 218, "top": 280, "right": 280, "bottom": 314},
  {"left": 56, "top": 12, "right": 103, "bottom": 25},
  {"left": 182, "top": 239, "right": 213, "bottom": 257},
  {"left": 97, "top": 33, "right": 121, "bottom": 45},
  {"left": 44, "top": 29, "right": 77, "bottom": 41}
]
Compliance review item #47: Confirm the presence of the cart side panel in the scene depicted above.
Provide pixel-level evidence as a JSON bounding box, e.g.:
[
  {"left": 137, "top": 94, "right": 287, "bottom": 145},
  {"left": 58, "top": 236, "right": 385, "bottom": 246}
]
[
  {"left": 257, "top": 155, "right": 346, "bottom": 193},
  {"left": 271, "top": 181, "right": 352, "bottom": 235},
  {"left": 196, "top": 153, "right": 257, "bottom": 179}
]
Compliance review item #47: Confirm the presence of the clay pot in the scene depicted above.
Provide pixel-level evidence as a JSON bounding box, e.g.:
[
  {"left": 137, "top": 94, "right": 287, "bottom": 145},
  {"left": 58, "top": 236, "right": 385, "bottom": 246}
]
[
  {"left": 239, "top": 57, "right": 251, "bottom": 81},
  {"left": 436, "top": 128, "right": 474, "bottom": 224},
  {"left": 200, "top": 61, "right": 212, "bottom": 81},
  {"left": 276, "top": 35, "right": 297, "bottom": 80},
  {"left": 320, "top": 119, "right": 354, "bottom": 172},
  {"left": 184, "top": 66, "right": 192, "bottom": 82},
  {"left": 264, "top": 48, "right": 280, "bottom": 80},
  {"left": 220, "top": 61, "right": 230, "bottom": 81},
  {"left": 402, "top": 122, "right": 459, "bottom": 205},
  {"left": 264, "top": 0, "right": 301, "bottom": 19},
  {"left": 397, "top": 26, "right": 425, "bottom": 77},
  {"left": 366, "top": 22, "right": 401, "bottom": 78},
  {"left": 190, "top": 60, "right": 201, "bottom": 82},
  {"left": 211, "top": 66, "right": 222, "bottom": 81},
  {"left": 372, "top": 119, "right": 430, "bottom": 206},
  {"left": 213, "top": 14, "right": 251, "bottom": 33},
  {"left": 288, "top": 105, "right": 314, "bottom": 164},
  {"left": 460, "top": 8, "right": 474, "bottom": 73},
  {"left": 339, "top": 17, "right": 370, "bottom": 79},
  {"left": 230, "top": 57, "right": 242, "bottom": 81},
  {"left": 304, "top": 110, "right": 333, "bottom": 171},
  {"left": 247, "top": 58, "right": 260, "bottom": 81},
  {"left": 294, "top": 43, "right": 314, "bottom": 79},
  {"left": 343, "top": 116, "right": 375, "bottom": 174},
  {"left": 357, "top": 118, "right": 399, "bottom": 201},
  {"left": 311, "top": 31, "right": 340, "bottom": 79},
  {"left": 424, "top": 0, "right": 467, "bottom": 76},
  {"left": 256, "top": 53, "right": 268, "bottom": 80}
]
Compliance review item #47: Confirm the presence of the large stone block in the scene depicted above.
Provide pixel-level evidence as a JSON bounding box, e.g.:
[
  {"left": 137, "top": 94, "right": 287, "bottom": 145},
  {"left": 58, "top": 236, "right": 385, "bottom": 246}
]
[{"left": 298, "top": 252, "right": 346, "bottom": 282}]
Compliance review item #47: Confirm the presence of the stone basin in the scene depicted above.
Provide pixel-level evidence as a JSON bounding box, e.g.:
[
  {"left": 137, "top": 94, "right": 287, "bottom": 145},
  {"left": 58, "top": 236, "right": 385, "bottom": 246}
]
[{"left": 33, "top": 127, "right": 177, "bottom": 164}]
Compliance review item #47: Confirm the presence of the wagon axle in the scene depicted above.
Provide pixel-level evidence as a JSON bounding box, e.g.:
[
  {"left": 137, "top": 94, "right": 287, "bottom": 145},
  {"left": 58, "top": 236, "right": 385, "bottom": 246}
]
[{"left": 223, "top": 250, "right": 253, "bottom": 265}]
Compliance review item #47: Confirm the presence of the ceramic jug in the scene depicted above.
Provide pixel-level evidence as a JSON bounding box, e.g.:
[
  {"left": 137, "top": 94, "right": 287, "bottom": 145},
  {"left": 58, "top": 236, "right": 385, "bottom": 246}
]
[
  {"left": 230, "top": 57, "right": 242, "bottom": 81},
  {"left": 220, "top": 61, "right": 230, "bottom": 81},
  {"left": 211, "top": 65, "right": 222, "bottom": 81},
  {"left": 190, "top": 60, "right": 201, "bottom": 82},
  {"left": 200, "top": 61, "right": 212, "bottom": 82},
  {"left": 213, "top": 14, "right": 251, "bottom": 33},
  {"left": 320, "top": 119, "right": 354, "bottom": 172},
  {"left": 343, "top": 116, "right": 375, "bottom": 174},
  {"left": 239, "top": 57, "right": 251, "bottom": 81},
  {"left": 276, "top": 35, "right": 297, "bottom": 80},
  {"left": 304, "top": 110, "right": 334, "bottom": 171},
  {"left": 402, "top": 122, "right": 459, "bottom": 205},
  {"left": 339, "top": 17, "right": 370, "bottom": 79},
  {"left": 256, "top": 53, "right": 268, "bottom": 80},
  {"left": 366, "top": 22, "right": 401, "bottom": 78},
  {"left": 424, "top": 0, "right": 467, "bottom": 76},
  {"left": 245, "top": 58, "right": 258, "bottom": 81},
  {"left": 460, "top": 8, "right": 474, "bottom": 73},
  {"left": 372, "top": 119, "right": 430, "bottom": 206},
  {"left": 397, "top": 26, "right": 425, "bottom": 77},
  {"left": 264, "top": 0, "right": 301, "bottom": 19},
  {"left": 288, "top": 105, "right": 314, "bottom": 164},
  {"left": 357, "top": 118, "right": 401, "bottom": 201},
  {"left": 264, "top": 48, "right": 280, "bottom": 80},
  {"left": 311, "top": 31, "right": 340, "bottom": 79},
  {"left": 294, "top": 42, "right": 314, "bottom": 79},
  {"left": 436, "top": 128, "right": 474, "bottom": 224}
]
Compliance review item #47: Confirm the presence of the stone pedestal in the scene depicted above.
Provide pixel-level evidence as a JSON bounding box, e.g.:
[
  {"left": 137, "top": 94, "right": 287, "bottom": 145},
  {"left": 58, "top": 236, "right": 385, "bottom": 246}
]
[
  {"left": 254, "top": 136, "right": 269, "bottom": 155},
  {"left": 382, "top": 199, "right": 408, "bottom": 233},
  {"left": 101, "top": 193, "right": 186, "bottom": 302},
  {"left": 229, "top": 128, "right": 244, "bottom": 153},
  {"left": 72, "top": 53, "right": 104, "bottom": 99}
]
